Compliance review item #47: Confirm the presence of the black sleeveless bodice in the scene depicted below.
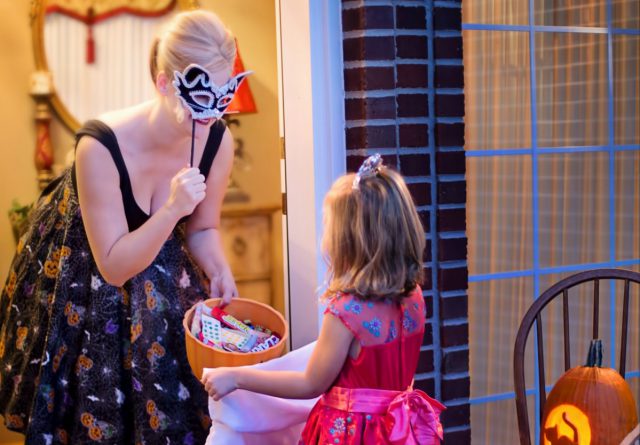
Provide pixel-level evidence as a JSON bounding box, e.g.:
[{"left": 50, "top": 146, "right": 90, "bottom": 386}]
[{"left": 73, "top": 119, "right": 226, "bottom": 231}]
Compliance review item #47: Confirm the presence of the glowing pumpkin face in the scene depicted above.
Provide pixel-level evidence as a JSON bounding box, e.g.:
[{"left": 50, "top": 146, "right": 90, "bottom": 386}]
[
  {"left": 543, "top": 404, "right": 591, "bottom": 445},
  {"left": 541, "top": 340, "right": 638, "bottom": 445}
]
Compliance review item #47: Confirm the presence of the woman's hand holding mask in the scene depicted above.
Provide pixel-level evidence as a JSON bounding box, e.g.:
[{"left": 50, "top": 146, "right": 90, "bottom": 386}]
[{"left": 165, "top": 167, "right": 206, "bottom": 218}]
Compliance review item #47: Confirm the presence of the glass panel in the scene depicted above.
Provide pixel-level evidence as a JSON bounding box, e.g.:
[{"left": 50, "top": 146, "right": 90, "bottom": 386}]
[
  {"left": 614, "top": 35, "right": 640, "bottom": 145},
  {"left": 463, "top": 31, "right": 531, "bottom": 150},
  {"left": 469, "top": 277, "right": 535, "bottom": 397},
  {"left": 471, "top": 396, "right": 535, "bottom": 445},
  {"left": 535, "top": 33, "right": 608, "bottom": 147},
  {"left": 538, "top": 272, "right": 615, "bottom": 386},
  {"left": 615, "top": 152, "right": 640, "bottom": 261},
  {"left": 613, "top": 0, "right": 640, "bottom": 29},
  {"left": 467, "top": 156, "right": 533, "bottom": 274},
  {"left": 627, "top": 378, "right": 640, "bottom": 418},
  {"left": 463, "top": 1, "right": 528, "bottom": 26},
  {"left": 534, "top": 0, "right": 606, "bottom": 27},
  {"left": 615, "top": 265, "right": 640, "bottom": 375},
  {"left": 538, "top": 153, "right": 610, "bottom": 267}
]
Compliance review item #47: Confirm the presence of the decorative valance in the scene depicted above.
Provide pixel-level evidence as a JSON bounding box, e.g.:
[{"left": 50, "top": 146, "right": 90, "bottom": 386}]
[{"left": 45, "top": 0, "right": 176, "bottom": 23}]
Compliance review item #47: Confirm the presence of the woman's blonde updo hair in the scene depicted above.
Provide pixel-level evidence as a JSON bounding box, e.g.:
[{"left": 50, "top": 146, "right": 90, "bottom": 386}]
[
  {"left": 150, "top": 10, "right": 236, "bottom": 82},
  {"left": 321, "top": 166, "right": 426, "bottom": 303}
]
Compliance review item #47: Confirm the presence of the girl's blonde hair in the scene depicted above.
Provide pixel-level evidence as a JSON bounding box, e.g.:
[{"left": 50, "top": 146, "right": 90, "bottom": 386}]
[
  {"left": 150, "top": 10, "right": 236, "bottom": 82},
  {"left": 322, "top": 166, "right": 425, "bottom": 303}
]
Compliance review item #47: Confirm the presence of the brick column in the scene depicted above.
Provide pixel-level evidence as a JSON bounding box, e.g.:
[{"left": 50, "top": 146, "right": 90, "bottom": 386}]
[{"left": 341, "top": 1, "right": 469, "bottom": 442}]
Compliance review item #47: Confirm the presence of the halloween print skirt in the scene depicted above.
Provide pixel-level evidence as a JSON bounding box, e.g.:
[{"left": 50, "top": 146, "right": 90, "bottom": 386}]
[{"left": 0, "top": 169, "right": 211, "bottom": 444}]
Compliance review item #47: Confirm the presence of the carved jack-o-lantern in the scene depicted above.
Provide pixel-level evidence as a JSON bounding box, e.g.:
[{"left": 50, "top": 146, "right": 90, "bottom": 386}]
[
  {"left": 88, "top": 425, "right": 103, "bottom": 441},
  {"left": 44, "top": 259, "right": 59, "bottom": 278},
  {"left": 67, "top": 311, "right": 80, "bottom": 326},
  {"left": 542, "top": 339, "right": 638, "bottom": 445},
  {"left": 146, "top": 400, "right": 157, "bottom": 415},
  {"left": 80, "top": 412, "right": 94, "bottom": 427},
  {"left": 149, "top": 415, "right": 161, "bottom": 431}
]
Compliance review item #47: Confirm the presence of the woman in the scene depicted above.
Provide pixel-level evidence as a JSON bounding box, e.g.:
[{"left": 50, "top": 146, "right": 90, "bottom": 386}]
[{"left": 0, "top": 10, "right": 241, "bottom": 444}]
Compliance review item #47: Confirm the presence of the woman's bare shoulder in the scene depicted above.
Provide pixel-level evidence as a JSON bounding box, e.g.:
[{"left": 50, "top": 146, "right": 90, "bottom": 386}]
[
  {"left": 75, "top": 135, "right": 118, "bottom": 180},
  {"left": 97, "top": 102, "right": 151, "bottom": 134},
  {"left": 96, "top": 104, "right": 154, "bottom": 155}
]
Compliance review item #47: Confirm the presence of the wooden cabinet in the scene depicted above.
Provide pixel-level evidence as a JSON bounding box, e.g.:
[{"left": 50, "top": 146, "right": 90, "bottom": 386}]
[{"left": 220, "top": 206, "right": 283, "bottom": 312}]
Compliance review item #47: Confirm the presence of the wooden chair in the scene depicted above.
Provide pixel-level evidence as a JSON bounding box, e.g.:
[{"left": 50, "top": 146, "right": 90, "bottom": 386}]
[{"left": 513, "top": 268, "right": 640, "bottom": 445}]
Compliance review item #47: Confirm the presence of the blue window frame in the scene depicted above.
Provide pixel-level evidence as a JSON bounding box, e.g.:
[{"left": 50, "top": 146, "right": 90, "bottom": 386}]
[{"left": 463, "top": 0, "right": 640, "bottom": 443}]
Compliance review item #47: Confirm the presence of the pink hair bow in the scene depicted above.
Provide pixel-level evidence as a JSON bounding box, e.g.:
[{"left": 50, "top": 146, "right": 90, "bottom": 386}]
[{"left": 385, "top": 389, "right": 446, "bottom": 445}]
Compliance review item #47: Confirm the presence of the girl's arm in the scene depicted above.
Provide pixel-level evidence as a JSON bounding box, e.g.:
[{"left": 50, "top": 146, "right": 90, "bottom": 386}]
[
  {"left": 76, "top": 136, "right": 205, "bottom": 287},
  {"left": 185, "top": 128, "right": 237, "bottom": 304},
  {"left": 202, "top": 312, "right": 354, "bottom": 400}
]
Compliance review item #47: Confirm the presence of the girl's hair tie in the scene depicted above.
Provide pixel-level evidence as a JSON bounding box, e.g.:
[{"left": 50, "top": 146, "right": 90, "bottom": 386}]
[{"left": 352, "top": 154, "right": 383, "bottom": 189}]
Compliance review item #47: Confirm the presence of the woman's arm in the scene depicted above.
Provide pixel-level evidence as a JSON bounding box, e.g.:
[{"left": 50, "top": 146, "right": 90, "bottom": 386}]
[
  {"left": 202, "top": 312, "right": 354, "bottom": 400},
  {"left": 76, "top": 136, "right": 205, "bottom": 287},
  {"left": 186, "top": 128, "right": 236, "bottom": 302}
]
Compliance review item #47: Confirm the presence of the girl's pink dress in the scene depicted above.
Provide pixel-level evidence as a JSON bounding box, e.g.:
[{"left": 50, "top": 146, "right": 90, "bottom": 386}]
[{"left": 300, "top": 287, "right": 445, "bottom": 445}]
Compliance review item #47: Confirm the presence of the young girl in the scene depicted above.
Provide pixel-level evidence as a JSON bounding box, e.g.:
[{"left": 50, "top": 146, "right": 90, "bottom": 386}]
[{"left": 202, "top": 154, "right": 445, "bottom": 444}]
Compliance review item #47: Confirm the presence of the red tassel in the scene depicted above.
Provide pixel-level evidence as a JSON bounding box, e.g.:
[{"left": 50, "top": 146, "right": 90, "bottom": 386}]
[
  {"left": 86, "top": 7, "right": 95, "bottom": 64},
  {"left": 86, "top": 26, "right": 95, "bottom": 64}
]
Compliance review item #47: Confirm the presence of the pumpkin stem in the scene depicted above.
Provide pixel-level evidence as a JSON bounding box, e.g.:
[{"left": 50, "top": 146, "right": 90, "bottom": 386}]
[{"left": 585, "top": 339, "right": 603, "bottom": 367}]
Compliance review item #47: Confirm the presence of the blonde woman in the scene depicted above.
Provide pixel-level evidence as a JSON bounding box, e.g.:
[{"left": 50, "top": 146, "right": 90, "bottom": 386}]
[
  {"left": 203, "top": 155, "right": 445, "bottom": 445},
  {"left": 0, "top": 10, "right": 242, "bottom": 443}
]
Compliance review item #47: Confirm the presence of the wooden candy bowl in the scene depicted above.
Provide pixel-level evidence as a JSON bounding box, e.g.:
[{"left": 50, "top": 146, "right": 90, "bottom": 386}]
[{"left": 183, "top": 297, "right": 288, "bottom": 378}]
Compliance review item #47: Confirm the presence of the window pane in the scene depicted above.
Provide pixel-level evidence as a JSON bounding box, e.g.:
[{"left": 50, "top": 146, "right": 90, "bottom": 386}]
[
  {"left": 471, "top": 396, "right": 535, "bottom": 445},
  {"left": 538, "top": 153, "right": 610, "bottom": 267},
  {"left": 534, "top": 0, "right": 606, "bottom": 27},
  {"left": 614, "top": 35, "right": 640, "bottom": 145},
  {"left": 615, "top": 265, "right": 640, "bottom": 374},
  {"left": 463, "top": 1, "right": 528, "bottom": 26},
  {"left": 615, "top": 152, "right": 640, "bottom": 261},
  {"left": 464, "top": 31, "right": 531, "bottom": 150},
  {"left": 613, "top": 0, "right": 640, "bottom": 28},
  {"left": 467, "top": 156, "right": 533, "bottom": 274},
  {"left": 469, "top": 278, "right": 535, "bottom": 398},
  {"left": 538, "top": 272, "right": 615, "bottom": 384},
  {"left": 536, "top": 33, "right": 608, "bottom": 147},
  {"left": 629, "top": 378, "right": 640, "bottom": 421}
]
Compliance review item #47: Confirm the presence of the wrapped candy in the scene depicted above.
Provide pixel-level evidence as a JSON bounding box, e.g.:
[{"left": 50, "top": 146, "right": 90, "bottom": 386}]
[{"left": 193, "top": 304, "right": 281, "bottom": 353}]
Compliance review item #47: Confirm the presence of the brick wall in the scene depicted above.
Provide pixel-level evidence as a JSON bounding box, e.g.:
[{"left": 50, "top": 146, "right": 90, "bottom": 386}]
[{"left": 341, "top": 0, "right": 470, "bottom": 442}]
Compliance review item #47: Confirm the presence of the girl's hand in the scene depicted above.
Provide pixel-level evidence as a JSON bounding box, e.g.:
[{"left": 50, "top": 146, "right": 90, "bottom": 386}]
[
  {"left": 210, "top": 268, "right": 238, "bottom": 306},
  {"left": 164, "top": 167, "right": 206, "bottom": 218},
  {"left": 201, "top": 368, "right": 238, "bottom": 400}
]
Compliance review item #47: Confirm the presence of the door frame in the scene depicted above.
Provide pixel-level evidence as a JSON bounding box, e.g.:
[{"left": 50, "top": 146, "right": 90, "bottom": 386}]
[{"left": 277, "top": 0, "right": 345, "bottom": 349}]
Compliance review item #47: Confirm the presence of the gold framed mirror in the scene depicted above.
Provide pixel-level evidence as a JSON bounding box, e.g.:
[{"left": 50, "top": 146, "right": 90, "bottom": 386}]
[{"left": 30, "top": 0, "right": 198, "bottom": 133}]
